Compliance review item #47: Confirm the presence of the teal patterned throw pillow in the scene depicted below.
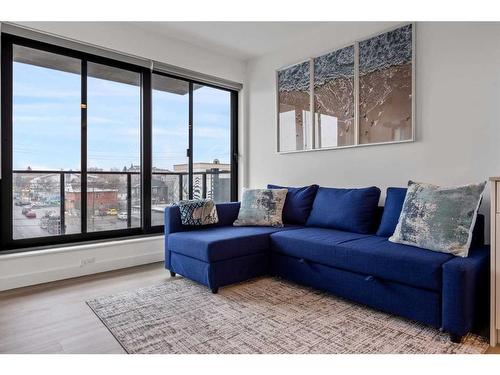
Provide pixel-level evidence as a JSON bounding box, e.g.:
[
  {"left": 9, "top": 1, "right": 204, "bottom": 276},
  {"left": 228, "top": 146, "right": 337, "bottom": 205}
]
[
  {"left": 233, "top": 188, "right": 288, "bottom": 227},
  {"left": 389, "top": 180, "right": 486, "bottom": 257},
  {"left": 178, "top": 199, "right": 219, "bottom": 226}
]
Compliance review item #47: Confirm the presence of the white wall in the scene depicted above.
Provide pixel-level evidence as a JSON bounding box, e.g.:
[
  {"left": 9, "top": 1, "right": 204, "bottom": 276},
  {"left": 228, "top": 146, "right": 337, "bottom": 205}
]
[
  {"left": 245, "top": 22, "right": 500, "bottom": 231},
  {"left": 0, "top": 236, "right": 164, "bottom": 291}
]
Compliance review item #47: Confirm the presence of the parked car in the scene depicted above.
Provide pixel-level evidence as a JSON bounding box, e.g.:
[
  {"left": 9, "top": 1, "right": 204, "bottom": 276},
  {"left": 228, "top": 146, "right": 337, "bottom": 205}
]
[
  {"left": 117, "top": 212, "right": 128, "bottom": 221},
  {"left": 106, "top": 208, "right": 118, "bottom": 216},
  {"left": 47, "top": 199, "right": 60, "bottom": 207},
  {"left": 25, "top": 210, "right": 36, "bottom": 219},
  {"left": 40, "top": 211, "right": 57, "bottom": 229},
  {"left": 30, "top": 202, "right": 47, "bottom": 209},
  {"left": 40, "top": 216, "right": 49, "bottom": 229},
  {"left": 47, "top": 215, "right": 61, "bottom": 234}
]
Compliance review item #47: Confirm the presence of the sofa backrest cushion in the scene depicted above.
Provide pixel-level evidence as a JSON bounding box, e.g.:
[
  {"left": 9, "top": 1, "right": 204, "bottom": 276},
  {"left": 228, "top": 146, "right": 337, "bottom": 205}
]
[
  {"left": 306, "top": 186, "right": 381, "bottom": 234},
  {"left": 267, "top": 184, "right": 319, "bottom": 224},
  {"left": 376, "top": 187, "right": 407, "bottom": 237}
]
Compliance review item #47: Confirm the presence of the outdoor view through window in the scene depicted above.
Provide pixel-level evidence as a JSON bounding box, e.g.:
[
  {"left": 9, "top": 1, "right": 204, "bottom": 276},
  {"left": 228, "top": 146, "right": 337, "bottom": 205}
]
[
  {"left": 151, "top": 75, "right": 231, "bottom": 226},
  {"left": 11, "top": 44, "right": 232, "bottom": 241}
]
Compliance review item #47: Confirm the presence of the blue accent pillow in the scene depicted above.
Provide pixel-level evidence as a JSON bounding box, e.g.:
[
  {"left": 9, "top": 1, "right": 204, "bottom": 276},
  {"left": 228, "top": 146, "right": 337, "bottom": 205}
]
[
  {"left": 267, "top": 184, "right": 319, "bottom": 225},
  {"left": 376, "top": 187, "right": 407, "bottom": 237},
  {"left": 306, "top": 186, "right": 381, "bottom": 234}
]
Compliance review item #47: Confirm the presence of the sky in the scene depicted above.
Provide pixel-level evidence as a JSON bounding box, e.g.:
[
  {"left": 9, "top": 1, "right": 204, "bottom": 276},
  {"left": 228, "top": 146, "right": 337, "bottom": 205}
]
[{"left": 13, "top": 61, "right": 231, "bottom": 172}]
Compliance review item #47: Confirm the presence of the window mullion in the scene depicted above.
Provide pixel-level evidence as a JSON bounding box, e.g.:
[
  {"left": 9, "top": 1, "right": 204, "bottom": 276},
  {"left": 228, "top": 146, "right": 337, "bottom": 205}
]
[
  {"left": 188, "top": 82, "right": 194, "bottom": 200},
  {"left": 142, "top": 70, "right": 152, "bottom": 231},
  {"left": 81, "top": 59, "right": 88, "bottom": 234}
]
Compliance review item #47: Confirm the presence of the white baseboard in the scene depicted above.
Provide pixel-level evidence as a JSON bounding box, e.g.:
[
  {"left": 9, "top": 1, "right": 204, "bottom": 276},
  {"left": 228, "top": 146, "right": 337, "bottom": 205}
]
[{"left": 0, "top": 235, "right": 165, "bottom": 291}]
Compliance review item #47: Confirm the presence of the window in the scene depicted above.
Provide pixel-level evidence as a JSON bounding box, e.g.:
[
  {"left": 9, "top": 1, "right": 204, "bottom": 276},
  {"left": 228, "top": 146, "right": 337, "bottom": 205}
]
[
  {"left": 12, "top": 46, "right": 81, "bottom": 240},
  {"left": 192, "top": 84, "right": 231, "bottom": 203},
  {"left": 1, "top": 34, "right": 238, "bottom": 251},
  {"left": 151, "top": 75, "right": 236, "bottom": 227},
  {"left": 87, "top": 62, "right": 142, "bottom": 232},
  {"left": 151, "top": 74, "right": 189, "bottom": 226}
]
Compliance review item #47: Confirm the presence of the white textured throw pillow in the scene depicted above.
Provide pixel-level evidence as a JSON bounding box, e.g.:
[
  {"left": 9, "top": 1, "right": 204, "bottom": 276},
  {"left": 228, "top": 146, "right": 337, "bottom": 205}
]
[
  {"left": 233, "top": 188, "right": 288, "bottom": 227},
  {"left": 389, "top": 180, "right": 486, "bottom": 257}
]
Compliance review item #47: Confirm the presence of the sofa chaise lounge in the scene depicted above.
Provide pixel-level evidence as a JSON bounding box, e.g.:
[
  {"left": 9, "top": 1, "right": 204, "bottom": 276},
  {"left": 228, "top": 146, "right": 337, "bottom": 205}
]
[{"left": 164, "top": 187, "right": 489, "bottom": 343}]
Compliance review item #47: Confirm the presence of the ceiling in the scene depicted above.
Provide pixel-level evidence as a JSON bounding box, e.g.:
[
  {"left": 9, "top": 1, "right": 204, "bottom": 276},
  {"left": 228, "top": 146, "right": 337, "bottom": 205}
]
[{"left": 130, "top": 22, "right": 335, "bottom": 61}]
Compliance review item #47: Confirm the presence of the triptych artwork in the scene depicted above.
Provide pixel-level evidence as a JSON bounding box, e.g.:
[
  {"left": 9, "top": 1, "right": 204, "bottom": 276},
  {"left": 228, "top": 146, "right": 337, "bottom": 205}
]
[{"left": 277, "top": 24, "right": 414, "bottom": 152}]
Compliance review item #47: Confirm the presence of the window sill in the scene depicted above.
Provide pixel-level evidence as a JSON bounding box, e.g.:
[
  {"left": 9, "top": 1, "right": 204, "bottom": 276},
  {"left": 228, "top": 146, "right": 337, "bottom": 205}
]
[{"left": 0, "top": 233, "right": 164, "bottom": 258}]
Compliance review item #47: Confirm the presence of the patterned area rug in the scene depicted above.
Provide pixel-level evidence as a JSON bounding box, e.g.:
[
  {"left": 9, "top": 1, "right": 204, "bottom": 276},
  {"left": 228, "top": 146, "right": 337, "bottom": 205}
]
[{"left": 86, "top": 277, "right": 489, "bottom": 354}]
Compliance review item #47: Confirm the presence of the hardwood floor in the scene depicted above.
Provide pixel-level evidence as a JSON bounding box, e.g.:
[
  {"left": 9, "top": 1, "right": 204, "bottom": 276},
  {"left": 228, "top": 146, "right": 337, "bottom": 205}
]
[
  {"left": 0, "top": 262, "right": 169, "bottom": 354},
  {"left": 0, "top": 261, "right": 498, "bottom": 354}
]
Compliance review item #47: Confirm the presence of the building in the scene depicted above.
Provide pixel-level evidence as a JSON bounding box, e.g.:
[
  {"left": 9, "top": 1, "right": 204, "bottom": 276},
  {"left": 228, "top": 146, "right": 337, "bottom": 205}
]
[
  {"left": 65, "top": 188, "right": 119, "bottom": 213},
  {"left": 173, "top": 159, "right": 231, "bottom": 202}
]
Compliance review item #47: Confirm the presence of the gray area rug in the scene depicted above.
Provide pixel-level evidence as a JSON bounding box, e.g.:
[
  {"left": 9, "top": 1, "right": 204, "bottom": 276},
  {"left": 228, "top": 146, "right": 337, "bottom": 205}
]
[{"left": 86, "top": 277, "right": 489, "bottom": 354}]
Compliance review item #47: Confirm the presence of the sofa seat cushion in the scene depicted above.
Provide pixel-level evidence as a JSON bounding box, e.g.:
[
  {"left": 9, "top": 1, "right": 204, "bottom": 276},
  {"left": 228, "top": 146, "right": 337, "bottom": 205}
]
[
  {"left": 168, "top": 225, "right": 301, "bottom": 263},
  {"left": 270, "top": 228, "right": 454, "bottom": 291}
]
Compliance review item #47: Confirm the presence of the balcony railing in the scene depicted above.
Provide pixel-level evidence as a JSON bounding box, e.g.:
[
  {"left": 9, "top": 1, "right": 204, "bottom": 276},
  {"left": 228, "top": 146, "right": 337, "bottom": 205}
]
[
  {"left": 152, "top": 170, "right": 231, "bottom": 201},
  {"left": 12, "top": 169, "right": 230, "bottom": 239}
]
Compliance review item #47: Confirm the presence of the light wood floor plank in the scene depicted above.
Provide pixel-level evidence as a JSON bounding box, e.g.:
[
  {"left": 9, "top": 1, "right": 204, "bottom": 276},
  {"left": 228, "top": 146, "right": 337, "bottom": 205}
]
[{"left": 0, "top": 262, "right": 168, "bottom": 354}]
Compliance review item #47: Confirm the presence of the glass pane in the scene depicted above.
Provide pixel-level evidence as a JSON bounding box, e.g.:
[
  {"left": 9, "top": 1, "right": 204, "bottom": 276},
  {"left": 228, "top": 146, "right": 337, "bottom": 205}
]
[
  {"left": 131, "top": 173, "right": 142, "bottom": 228},
  {"left": 359, "top": 24, "right": 413, "bottom": 144},
  {"left": 193, "top": 85, "right": 231, "bottom": 203},
  {"left": 13, "top": 172, "right": 61, "bottom": 239},
  {"left": 64, "top": 173, "right": 81, "bottom": 235},
  {"left": 314, "top": 46, "right": 355, "bottom": 148},
  {"left": 87, "top": 63, "right": 141, "bottom": 232},
  {"left": 151, "top": 74, "right": 189, "bottom": 225},
  {"left": 87, "top": 173, "right": 138, "bottom": 232},
  {"left": 277, "top": 61, "right": 312, "bottom": 152},
  {"left": 13, "top": 45, "right": 81, "bottom": 171},
  {"left": 151, "top": 173, "right": 182, "bottom": 226},
  {"left": 182, "top": 173, "right": 189, "bottom": 201},
  {"left": 87, "top": 62, "right": 141, "bottom": 171}
]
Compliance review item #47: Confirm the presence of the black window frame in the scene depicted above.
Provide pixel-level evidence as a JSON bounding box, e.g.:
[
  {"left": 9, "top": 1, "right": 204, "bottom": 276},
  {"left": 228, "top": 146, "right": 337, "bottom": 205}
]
[{"left": 0, "top": 33, "right": 239, "bottom": 252}]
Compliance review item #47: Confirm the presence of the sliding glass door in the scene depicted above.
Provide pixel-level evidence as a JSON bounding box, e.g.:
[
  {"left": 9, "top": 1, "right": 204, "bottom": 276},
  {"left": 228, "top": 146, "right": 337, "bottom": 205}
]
[
  {"left": 12, "top": 45, "right": 82, "bottom": 240},
  {"left": 1, "top": 33, "right": 238, "bottom": 250},
  {"left": 192, "top": 84, "right": 232, "bottom": 202},
  {"left": 151, "top": 74, "right": 189, "bottom": 226},
  {"left": 87, "top": 62, "right": 142, "bottom": 232},
  {"left": 151, "top": 74, "right": 235, "bottom": 227},
  {"left": 3, "top": 36, "right": 145, "bottom": 247}
]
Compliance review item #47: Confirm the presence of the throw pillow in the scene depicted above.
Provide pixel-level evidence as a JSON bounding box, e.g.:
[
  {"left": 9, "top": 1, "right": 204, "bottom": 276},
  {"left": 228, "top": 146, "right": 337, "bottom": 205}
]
[
  {"left": 178, "top": 199, "right": 219, "bottom": 226},
  {"left": 267, "top": 184, "right": 319, "bottom": 224},
  {"left": 305, "top": 186, "right": 381, "bottom": 234},
  {"left": 389, "top": 180, "right": 486, "bottom": 257},
  {"left": 233, "top": 188, "right": 288, "bottom": 227},
  {"left": 376, "top": 187, "right": 408, "bottom": 237}
]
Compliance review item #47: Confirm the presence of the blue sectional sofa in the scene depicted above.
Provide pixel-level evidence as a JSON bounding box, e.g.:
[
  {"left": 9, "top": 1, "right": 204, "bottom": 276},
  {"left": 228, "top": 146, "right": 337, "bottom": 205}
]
[{"left": 164, "top": 186, "right": 490, "bottom": 343}]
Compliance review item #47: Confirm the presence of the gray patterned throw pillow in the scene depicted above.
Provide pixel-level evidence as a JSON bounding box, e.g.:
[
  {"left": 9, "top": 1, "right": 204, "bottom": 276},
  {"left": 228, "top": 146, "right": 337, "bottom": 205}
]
[
  {"left": 178, "top": 199, "right": 219, "bottom": 226},
  {"left": 389, "top": 180, "right": 486, "bottom": 257},
  {"left": 233, "top": 188, "right": 288, "bottom": 227}
]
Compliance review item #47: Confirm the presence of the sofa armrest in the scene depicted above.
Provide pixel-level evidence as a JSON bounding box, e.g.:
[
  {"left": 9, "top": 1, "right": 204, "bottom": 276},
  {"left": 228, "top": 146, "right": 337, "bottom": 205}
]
[
  {"left": 164, "top": 201, "right": 241, "bottom": 236},
  {"left": 164, "top": 205, "right": 184, "bottom": 236},
  {"left": 164, "top": 201, "right": 241, "bottom": 270},
  {"left": 441, "top": 245, "right": 490, "bottom": 336}
]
